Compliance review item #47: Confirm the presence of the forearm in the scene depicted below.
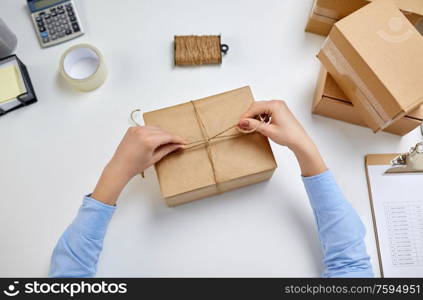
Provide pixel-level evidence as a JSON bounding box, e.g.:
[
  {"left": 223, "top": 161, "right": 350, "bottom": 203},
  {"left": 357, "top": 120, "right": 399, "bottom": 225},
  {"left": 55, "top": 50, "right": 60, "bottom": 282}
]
[
  {"left": 92, "top": 162, "right": 131, "bottom": 206},
  {"left": 49, "top": 196, "right": 115, "bottom": 277},
  {"left": 303, "top": 171, "right": 373, "bottom": 277},
  {"left": 290, "top": 138, "right": 327, "bottom": 177}
]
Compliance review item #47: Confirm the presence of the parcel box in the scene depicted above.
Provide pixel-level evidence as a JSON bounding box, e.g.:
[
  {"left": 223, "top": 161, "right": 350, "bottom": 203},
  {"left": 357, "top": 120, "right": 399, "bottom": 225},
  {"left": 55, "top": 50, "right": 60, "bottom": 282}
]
[
  {"left": 306, "top": 0, "right": 423, "bottom": 36},
  {"left": 312, "top": 67, "right": 423, "bottom": 136},
  {"left": 318, "top": 0, "right": 423, "bottom": 132},
  {"left": 143, "top": 87, "right": 277, "bottom": 207}
]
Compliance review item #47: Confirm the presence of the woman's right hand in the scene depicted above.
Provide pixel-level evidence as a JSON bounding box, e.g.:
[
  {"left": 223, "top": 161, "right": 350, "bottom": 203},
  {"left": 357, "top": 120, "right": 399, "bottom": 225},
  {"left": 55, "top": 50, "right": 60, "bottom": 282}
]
[{"left": 238, "top": 100, "right": 327, "bottom": 177}]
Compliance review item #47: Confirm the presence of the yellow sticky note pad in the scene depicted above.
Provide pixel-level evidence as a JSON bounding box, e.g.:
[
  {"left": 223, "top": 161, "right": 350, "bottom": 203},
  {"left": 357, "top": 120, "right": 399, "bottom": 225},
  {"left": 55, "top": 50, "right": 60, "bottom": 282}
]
[{"left": 0, "top": 65, "right": 25, "bottom": 103}]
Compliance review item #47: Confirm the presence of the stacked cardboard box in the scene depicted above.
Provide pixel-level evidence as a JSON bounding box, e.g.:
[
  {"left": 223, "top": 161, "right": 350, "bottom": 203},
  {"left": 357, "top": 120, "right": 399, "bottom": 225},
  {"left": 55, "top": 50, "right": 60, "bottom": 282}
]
[
  {"left": 306, "top": 0, "right": 423, "bottom": 36},
  {"left": 313, "top": 67, "right": 423, "bottom": 136},
  {"left": 313, "top": 0, "right": 423, "bottom": 135}
]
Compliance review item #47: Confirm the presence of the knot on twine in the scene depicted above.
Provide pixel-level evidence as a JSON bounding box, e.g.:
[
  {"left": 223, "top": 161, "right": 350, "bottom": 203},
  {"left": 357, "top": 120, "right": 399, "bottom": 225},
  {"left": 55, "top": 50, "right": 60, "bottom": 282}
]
[{"left": 183, "top": 101, "right": 269, "bottom": 190}]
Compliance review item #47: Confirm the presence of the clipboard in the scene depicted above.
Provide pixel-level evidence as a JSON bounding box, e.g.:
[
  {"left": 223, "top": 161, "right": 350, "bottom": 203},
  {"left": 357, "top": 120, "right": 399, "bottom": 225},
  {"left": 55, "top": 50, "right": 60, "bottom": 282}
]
[
  {"left": 365, "top": 152, "right": 423, "bottom": 277},
  {"left": 365, "top": 153, "right": 397, "bottom": 278}
]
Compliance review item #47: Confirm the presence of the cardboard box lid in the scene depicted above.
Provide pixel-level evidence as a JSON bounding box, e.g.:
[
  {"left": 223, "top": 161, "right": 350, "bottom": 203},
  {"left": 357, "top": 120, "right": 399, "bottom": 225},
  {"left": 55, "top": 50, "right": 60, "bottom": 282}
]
[
  {"left": 323, "top": 72, "right": 348, "bottom": 101},
  {"left": 407, "top": 103, "right": 423, "bottom": 120},
  {"left": 324, "top": 71, "right": 423, "bottom": 120},
  {"left": 389, "top": 0, "right": 423, "bottom": 15},
  {"left": 313, "top": 0, "right": 369, "bottom": 19},
  {"left": 333, "top": 0, "right": 423, "bottom": 117},
  {"left": 143, "top": 87, "right": 277, "bottom": 198},
  {"left": 314, "top": 0, "right": 423, "bottom": 19}
]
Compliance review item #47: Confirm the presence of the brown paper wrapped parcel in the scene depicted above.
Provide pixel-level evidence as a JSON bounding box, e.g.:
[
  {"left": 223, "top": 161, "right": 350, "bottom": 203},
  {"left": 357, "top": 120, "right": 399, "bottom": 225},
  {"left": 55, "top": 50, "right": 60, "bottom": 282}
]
[{"left": 143, "top": 86, "right": 277, "bottom": 206}]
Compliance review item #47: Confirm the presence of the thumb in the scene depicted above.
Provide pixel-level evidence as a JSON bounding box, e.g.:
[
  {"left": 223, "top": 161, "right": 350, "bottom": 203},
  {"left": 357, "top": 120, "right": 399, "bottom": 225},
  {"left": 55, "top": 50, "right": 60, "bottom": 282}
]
[
  {"left": 238, "top": 118, "right": 272, "bottom": 137},
  {"left": 153, "top": 143, "right": 183, "bottom": 162}
]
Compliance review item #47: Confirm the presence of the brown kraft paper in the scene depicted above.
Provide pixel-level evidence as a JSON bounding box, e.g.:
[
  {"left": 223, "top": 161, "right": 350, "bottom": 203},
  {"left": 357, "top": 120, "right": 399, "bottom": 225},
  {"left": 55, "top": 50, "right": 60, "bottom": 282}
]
[{"left": 143, "top": 86, "right": 277, "bottom": 206}]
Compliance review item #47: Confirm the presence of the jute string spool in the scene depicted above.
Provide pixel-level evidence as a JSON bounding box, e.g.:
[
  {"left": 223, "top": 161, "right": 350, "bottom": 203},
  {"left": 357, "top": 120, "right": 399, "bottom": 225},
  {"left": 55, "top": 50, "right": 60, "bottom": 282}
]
[
  {"left": 174, "top": 35, "right": 229, "bottom": 66},
  {"left": 130, "top": 106, "right": 271, "bottom": 182}
]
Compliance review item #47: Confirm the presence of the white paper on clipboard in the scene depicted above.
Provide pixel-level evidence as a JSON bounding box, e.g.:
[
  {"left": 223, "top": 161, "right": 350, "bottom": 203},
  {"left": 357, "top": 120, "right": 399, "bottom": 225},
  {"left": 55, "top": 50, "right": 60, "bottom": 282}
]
[{"left": 367, "top": 164, "right": 423, "bottom": 277}]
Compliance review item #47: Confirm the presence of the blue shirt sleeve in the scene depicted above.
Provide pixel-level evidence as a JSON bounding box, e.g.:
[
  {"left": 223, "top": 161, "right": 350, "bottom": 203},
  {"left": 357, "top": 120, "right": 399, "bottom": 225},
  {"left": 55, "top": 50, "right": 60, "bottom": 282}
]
[
  {"left": 302, "top": 170, "right": 373, "bottom": 278},
  {"left": 48, "top": 196, "right": 115, "bottom": 278}
]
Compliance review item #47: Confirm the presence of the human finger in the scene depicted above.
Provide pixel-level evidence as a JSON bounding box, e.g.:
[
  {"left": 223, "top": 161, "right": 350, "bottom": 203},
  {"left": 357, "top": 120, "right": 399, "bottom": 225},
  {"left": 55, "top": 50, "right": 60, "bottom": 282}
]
[
  {"left": 238, "top": 118, "right": 275, "bottom": 137},
  {"left": 152, "top": 143, "right": 183, "bottom": 162},
  {"left": 240, "top": 101, "right": 273, "bottom": 119}
]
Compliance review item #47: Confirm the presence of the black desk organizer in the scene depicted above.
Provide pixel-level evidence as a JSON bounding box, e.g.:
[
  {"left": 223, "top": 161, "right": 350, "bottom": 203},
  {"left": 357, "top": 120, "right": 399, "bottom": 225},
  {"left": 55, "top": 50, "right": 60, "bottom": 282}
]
[{"left": 0, "top": 55, "right": 37, "bottom": 116}]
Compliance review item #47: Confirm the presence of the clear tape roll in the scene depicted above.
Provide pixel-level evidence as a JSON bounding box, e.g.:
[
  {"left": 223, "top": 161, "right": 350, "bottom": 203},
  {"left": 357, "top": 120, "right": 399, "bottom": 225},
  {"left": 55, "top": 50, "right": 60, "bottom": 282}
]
[{"left": 59, "top": 43, "right": 107, "bottom": 92}]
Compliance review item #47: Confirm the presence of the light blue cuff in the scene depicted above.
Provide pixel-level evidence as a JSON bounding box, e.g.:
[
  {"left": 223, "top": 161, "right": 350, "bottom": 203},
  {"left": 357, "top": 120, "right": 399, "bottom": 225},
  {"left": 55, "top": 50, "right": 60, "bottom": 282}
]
[
  {"left": 70, "top": 195, "right": 116, "bottom": 240},
  {"left": 302, "top": 170, "right": 346, "bottom": 212}
]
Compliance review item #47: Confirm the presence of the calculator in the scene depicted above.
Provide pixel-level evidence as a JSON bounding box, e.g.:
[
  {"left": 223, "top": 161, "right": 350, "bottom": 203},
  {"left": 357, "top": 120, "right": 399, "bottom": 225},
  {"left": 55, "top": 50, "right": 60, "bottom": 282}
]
[{"left": 27, "top": 0, "right": 84, "bottom": 48}]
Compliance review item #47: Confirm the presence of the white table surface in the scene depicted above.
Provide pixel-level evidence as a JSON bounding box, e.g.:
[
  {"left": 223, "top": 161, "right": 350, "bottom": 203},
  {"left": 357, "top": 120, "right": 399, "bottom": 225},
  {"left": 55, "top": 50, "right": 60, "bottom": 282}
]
[{"left": 1, "top": 0, "right": 422, "bottom": 277}]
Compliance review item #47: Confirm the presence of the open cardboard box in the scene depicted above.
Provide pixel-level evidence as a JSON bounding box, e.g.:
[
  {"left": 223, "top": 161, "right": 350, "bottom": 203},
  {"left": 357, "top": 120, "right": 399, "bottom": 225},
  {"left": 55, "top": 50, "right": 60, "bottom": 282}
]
[
  {"left": 312, "top": 66, "right": 423, "bottom": 136},
  {"left": 305, "top": 0, "right": 423, "bottom": 36}
]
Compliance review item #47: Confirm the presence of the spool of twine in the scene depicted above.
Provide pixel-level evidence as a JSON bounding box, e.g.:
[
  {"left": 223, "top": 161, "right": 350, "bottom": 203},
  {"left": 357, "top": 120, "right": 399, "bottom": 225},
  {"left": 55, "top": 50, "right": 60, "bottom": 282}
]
[{"left": 174, "top": 35, "right": 227, "bottom": 66}]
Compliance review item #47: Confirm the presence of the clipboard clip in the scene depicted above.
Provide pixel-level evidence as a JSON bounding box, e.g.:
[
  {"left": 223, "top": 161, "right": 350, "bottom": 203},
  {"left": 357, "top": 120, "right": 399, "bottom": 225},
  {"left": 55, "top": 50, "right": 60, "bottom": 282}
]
[
  {"left": 385, "top": 142, "right": 423, "bottom": 174},
  {"left": 386, "top": 122, "right": 423, "bottom": 174}
]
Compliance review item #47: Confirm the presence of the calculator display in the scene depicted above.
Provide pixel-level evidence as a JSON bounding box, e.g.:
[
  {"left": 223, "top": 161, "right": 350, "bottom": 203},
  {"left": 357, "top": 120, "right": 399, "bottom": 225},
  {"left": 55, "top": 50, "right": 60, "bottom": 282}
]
[{"left": 34, "top": 0, "right": 64, "bottom": 9}]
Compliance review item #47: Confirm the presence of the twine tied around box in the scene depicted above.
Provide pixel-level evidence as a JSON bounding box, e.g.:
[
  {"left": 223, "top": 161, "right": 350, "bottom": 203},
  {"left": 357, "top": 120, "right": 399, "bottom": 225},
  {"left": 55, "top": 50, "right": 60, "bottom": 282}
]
[{"left": 130, "top": 106, "right": 271, "bottom": 183}]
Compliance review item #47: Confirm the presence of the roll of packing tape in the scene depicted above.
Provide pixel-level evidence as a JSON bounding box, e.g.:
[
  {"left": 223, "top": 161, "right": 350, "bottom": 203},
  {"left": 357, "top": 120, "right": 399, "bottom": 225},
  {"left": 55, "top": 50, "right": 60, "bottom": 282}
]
[{"left": 60, "top": 44, "right": 107, "bottom": 92}]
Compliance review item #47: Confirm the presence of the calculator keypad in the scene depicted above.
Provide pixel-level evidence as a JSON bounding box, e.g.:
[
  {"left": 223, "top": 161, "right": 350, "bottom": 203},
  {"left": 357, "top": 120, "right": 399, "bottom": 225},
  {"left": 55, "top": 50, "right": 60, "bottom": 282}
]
[{"left": 33, "top": 1, "right": 83, "bottom": 47}]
